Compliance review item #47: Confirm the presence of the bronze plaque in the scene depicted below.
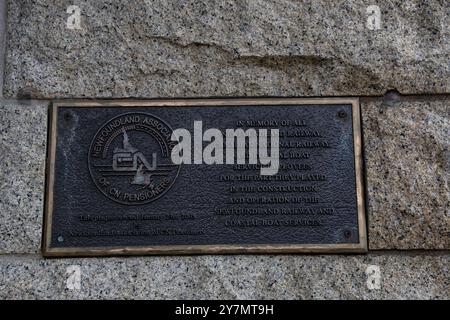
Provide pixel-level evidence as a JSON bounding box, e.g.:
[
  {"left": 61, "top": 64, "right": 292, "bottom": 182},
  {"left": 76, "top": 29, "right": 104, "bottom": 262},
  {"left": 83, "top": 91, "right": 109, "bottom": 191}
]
[{"left": 43, "top": 98, "right": 367, "bottom": 257}]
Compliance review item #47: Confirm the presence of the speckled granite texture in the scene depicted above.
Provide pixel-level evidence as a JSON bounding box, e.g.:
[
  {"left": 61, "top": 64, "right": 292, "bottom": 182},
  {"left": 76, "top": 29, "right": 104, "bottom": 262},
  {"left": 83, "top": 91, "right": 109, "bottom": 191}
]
[
  {"left": 0, "top": 100, "right": 48, "bottom": 254},
  {"left": 4, "top": 0, "right": 449, "bottom": 99},
  {"left": 0, "top": 254, "right": 448, "bottom": 299},
  {"left": 362, "top": 99, "right": 450, "bottom": 249},
  {"left": 0, "top": 0, "right": 449, "bottom": 301}
]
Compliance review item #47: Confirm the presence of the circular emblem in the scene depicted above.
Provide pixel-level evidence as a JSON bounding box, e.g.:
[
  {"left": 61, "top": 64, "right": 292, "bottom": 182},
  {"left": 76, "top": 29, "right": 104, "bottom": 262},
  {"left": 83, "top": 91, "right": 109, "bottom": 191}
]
[{"left": 88, "top": 113, "right": 180, "bottom": 205}]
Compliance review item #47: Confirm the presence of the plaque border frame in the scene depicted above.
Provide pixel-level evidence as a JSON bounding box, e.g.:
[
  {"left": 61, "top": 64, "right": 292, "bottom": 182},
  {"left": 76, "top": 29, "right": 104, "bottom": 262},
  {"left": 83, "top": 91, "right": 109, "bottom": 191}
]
[{"left": 43, "top": 98, "right": 367, "bottom": 257}]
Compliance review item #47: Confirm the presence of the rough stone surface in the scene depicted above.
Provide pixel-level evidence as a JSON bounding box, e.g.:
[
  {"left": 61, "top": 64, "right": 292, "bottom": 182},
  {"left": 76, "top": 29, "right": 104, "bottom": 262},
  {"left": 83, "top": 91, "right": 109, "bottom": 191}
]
[
  {"left": 4, "top": 0, "right": 449, "bottom": 99},
  {"left": 362, "top": 98, "right": 450, "bottom": 249},
  {"left": 1, "top": 0, "right": 449, "bottom": 302},
  {"left": 0, "top": 100, "right": 48, "bottom": 253},
  {"left": 0, "top": 254, "right": 448, "bottom": 299}
]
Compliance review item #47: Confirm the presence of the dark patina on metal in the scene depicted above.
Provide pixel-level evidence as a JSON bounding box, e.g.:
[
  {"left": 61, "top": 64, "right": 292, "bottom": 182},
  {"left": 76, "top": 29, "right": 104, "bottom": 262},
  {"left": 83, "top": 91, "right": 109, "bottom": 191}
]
[{"left": 43, "top": 98, "right": 367, "bottom": 257}]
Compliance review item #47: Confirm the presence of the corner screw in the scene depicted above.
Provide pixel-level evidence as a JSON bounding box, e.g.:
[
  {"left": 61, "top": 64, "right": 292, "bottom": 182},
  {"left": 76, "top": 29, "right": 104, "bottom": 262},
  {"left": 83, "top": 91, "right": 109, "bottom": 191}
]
[
  {"left": 57, "top": 236, "right": 64, "bottom": 242},
  {"left": 338, "top": 111, "right": 347, "bottom": 119},
  {"left": 344, "top": 230, "right": 352, "bottom": 239},
  {"left": 64, "top": 112, "right": 72, "bottom": 121}
]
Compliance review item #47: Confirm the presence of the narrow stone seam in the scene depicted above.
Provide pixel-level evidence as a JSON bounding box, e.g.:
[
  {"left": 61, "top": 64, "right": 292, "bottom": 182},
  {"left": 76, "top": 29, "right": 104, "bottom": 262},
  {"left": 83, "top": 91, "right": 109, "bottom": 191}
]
[
  {"left": 2, "top": 93, "right": 449, "bottom": 103},
  {"left": 0, "top": 250, "right": 448, "bottom": 259}
]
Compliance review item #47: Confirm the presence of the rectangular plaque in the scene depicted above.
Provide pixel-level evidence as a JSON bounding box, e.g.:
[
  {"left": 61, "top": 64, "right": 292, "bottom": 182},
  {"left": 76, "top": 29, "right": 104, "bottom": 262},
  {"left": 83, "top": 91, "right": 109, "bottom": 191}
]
[{"left": 43, "top": 98, "right": 367, "bottom": 256}]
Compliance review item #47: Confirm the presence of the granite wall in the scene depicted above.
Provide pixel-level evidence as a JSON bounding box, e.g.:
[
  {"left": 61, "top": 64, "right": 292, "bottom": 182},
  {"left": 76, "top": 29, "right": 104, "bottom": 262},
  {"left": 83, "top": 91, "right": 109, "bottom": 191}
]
[{"left": 0, "top": 0, "right": 448, "bottom": 299}]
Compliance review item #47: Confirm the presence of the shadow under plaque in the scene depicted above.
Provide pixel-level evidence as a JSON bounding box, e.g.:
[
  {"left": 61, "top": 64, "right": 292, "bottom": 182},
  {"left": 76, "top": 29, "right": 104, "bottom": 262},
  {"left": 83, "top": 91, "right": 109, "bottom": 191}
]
[{"left": 42, "top": 98, "right": 367, "bottom": 257}]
